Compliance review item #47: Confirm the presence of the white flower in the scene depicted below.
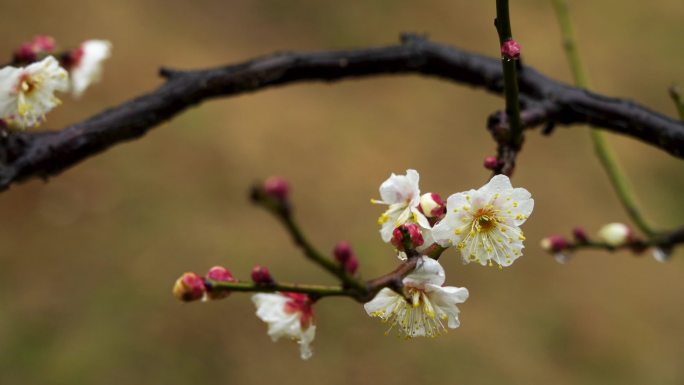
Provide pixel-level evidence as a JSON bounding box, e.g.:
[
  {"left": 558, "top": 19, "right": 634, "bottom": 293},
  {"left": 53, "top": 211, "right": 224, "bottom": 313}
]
[
  {"left": 69, "top": 40, "right": 111, "bottom": 98},
  {"left": 597, "top": 223, "right": 631, "bottom": 247},
  {"left": 0, "top": 56, "right": 68, "bottom": 128},
  {"left": 432, "top": 174, "right": 534, "bottom": 267},
  {"left": 252, "top": 292, "right": 316, "bottom": 360},
  {"left": 372, "top": 169, "right": 429, "bottom": 243},
  {"left": 364, "top": 256, "right": 468, "bottom": 338}
]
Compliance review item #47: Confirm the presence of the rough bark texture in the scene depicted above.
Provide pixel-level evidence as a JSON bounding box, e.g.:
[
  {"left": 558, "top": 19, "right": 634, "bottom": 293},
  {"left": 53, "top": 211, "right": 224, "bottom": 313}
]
[{"left": 0, "top": 34, "right": 682, "bottom": 191}]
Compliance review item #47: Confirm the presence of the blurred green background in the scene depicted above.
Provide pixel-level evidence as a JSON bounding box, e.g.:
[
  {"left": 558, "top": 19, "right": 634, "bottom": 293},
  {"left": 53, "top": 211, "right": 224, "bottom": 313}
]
[{"left": 0, "top": 0, "right": 683, "bottom": 384}]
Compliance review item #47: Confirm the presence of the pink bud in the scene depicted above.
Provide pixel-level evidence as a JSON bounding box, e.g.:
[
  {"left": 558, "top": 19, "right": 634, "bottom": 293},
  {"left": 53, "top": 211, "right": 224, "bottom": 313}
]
[
  {"left": 263, "top": 176, "right": 289, "bottom": 202},
  {"left": 207, "top": 266, "right": 235, "bottom": 282},
  {"left": 32, "top": 36, "right": 56, "bottom": 52},
  {"left": 205, "top": 266, "right": 236, "bottom": 300},
  {"left": 333, "top": 241, "right": 354, "bottom": 264},
  {"left": 572, "top": 227, "right": 588, "bottom": 243},
  {"left": 501, "top": 39, "right": 521, "bottom": 60},
  {"left": 344, "top": 255, "right": 359, "bottom": 275},
  {"left": 13, "top": 35, "right": 57, "bottom": 63},
  {"left": 391, "top": 223, "right": 425, "bottom": 251},
  {"left": 483, "top": 156, "right": 500, "bottom": 170},
  {"left": 419, "top": 193, "right": 445, "bottom": 218},
  {"left": 540, "top": 235, "right": 568, "bottom": 253},
  {"left": 173, "top": 272, "right": 206, "bottom": 302},
  {"left": 251, "top": 265, "right": 274, "bottom": 285},
  {"left": 14, "top": 44, "right": 37, "bottom": 63}
]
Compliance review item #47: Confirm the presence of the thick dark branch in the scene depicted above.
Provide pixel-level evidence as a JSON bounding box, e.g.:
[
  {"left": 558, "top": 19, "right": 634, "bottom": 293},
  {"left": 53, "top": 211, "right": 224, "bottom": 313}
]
[{"left": 1, "top": 34, "right": 682, "bottom": 191}]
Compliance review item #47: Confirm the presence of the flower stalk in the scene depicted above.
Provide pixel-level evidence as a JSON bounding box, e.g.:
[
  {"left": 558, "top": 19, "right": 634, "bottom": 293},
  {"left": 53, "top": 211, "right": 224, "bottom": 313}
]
[
  {"left": 551, "top": 0, "right": 656, "bottom": 237},
  {"left": 494, "top": 0, "right": 525, "bottom": 175}
]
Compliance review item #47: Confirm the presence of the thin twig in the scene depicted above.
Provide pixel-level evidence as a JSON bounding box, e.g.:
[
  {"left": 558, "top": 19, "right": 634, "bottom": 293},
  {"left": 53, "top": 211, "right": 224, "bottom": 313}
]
[
  {"left": 551, "top": 0, "right": 657, "bottom": 236},
  {"left": 494, "top": 0, "right": 525, "bottom": 176},
  {"left": 206, "top": 280, "right": 352, "bottom": 299}
]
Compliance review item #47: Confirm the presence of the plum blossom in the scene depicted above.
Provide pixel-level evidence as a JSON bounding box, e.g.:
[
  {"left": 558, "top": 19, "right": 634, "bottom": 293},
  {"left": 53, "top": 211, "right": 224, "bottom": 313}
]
[
  {"left": 252, "top": 292, "right": 316, "bottom": 360},
  {"left": 66, "top": 40, "right": 111, "bottom": 98},
  {"left": 0, "top": 56, "right": 69, "bottom": 128},
  {"left": 372, "top": 169, "right": 429, "bottom": 243},
  {"left": 364, "top": 256, "right": 468, "bottom": 338},
  {"left": 432, "top": 174, "right": 534, "bottom": 267}
]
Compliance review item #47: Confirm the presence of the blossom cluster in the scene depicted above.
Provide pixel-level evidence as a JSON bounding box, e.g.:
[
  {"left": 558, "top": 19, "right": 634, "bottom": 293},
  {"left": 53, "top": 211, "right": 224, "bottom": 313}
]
[
  {"left": 0, "top": 36, "right": 111, "bottom": 129},
  {"left": 364, "top": 169, "right": 533, "bottom": 336},
  {"left": 173, "top": 170, "right": 535, "bottom": 360},
  {"left": 252, "top": 170, "right": 532, "bottom": 358}
]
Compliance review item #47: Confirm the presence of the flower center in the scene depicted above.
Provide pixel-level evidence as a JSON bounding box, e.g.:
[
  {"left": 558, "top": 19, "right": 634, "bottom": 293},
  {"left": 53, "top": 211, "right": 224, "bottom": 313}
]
[
  {"left": 18, "top": 74, "right": 38, "bottom": 95},
  {"left": 370, "top": 287, "right": 447, "bottom": 339},
  {"left": 472, "top": 206, "right": 499, "bottom": 232},
  {"left": 283, "top": 292, "right": 314, "bottom": 329}
]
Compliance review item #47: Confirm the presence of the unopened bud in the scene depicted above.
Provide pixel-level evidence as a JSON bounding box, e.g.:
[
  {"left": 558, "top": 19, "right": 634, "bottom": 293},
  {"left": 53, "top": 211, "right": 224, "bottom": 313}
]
[
  {"left": 173, "top": 272, "right": 206, "bottom": 302},
  {"left": 251, "top": 265, "right": 274, "bottom": 285},
  {"left": 344, "top": 255, "right": 359, "bottom": 275},
  {"left": 572, "top": 227, "right": 588, "bottom": 243},
  {"left": 501, "top": 39, "right": 521, "bottom": 60},
  {"left": 483, "top": 156, "right": 500, "bottom": 170},
  {"left": 419, "top": 193, "right": 445, "bottom": 218},
  {"left": 391, "top": 223, "right": 424, "bottom": 251},
  {"left": 540, "top": 235, "right": 568, "bottom": 253},
  {"left": 205, "top": 266, "right": 236, "bottom": 300},
  {"left": 13, "top": 35, "right": 56, "bottom": 63},
  {"left": 264, "top": 176, "right": 289, "bottom": 202},
  {"left": 333, "top": 241, "right": 354, "bottom": 264},
  {"left": 597, "top": 223, "right": 632, "bottom": 247}
]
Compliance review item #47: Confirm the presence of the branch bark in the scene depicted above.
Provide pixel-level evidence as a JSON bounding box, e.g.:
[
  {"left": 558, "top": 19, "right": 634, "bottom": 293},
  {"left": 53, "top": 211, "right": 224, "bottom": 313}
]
[{"left": 1, "top": 33, "right": 682, "bottom": 191}]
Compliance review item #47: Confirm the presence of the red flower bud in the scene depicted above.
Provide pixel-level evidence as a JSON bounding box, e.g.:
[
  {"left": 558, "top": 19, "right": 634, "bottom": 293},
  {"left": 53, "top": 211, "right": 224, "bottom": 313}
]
[
  {"left": 333, "top": 241, "right": 354, "bottom": 263},
  {"left": 391, "top": 223, "right": 424, "bottom": 251},
  {"left": 173, "top": 272, "right": 206, "bottom": 302},
  {"left": 263, "top": 176, "right": 289, "bottom": 202},
  {"left": 572, "top": 227, "right": 588, "bottom": 243},
  {"left": 344, "top": 255, "right": 359, "bottom": 275},
  {"left": 251, "top": 265, "right": 274, "bottom": 285},
  {"left": 501, "top": 39, "right": 521, "bottom": 60},
  {"left": 540, "top": 235, "right": 568, "bottom": 253},
  {"left": 13, "top": 35, "right": 56, "bottom": 63},
  {"left": 419, "top": 193, "right": 445, "bottom": 218},
  {"left": 205, "top": 266, "right": 237, "bottom": 300},
  {"left": 483, "top": 156, "right": 500, "bottom": 170}
]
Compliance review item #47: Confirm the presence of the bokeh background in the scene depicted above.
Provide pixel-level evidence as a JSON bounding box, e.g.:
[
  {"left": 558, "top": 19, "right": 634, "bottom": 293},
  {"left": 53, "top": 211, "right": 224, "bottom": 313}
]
[{"left": 0, "top": 0, "right": 683, "bottom": 384}]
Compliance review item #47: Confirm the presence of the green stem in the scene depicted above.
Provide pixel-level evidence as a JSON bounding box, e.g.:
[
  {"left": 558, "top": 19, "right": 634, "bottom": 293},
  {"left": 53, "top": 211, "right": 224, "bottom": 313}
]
[
  {"left": 551, "top": 0, "right": 656, "bottom": 236},
  {"left": 279, "top": 213, "right": 368, "bottom": 293},
  {"left": 495, "top": 0, "right": 524, "bottom": 149},
  {"left": 208, "top": 280, "right": 350, "bottom": 298}
]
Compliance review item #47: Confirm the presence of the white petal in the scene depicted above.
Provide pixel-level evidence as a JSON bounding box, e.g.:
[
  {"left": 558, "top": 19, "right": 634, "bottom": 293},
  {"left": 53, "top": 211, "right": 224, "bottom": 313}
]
[
  {"left": 379, "top": 169, "right": 420, "bottom": 205},
  {"left": 252, "top": 293, "right": 316, "bottom": 359},
  {"left": 298, "top": 325, "right": 316, "bottom": 360},
  {"left": 411, "top": 207, "right": 431, "bottom": 229},
  {"left": 0, "top": 66, "right": 21, "bottom": 117},
  {"left": 479, "top": 174, "right": 513, "bottom": 196},
  {"left": 70, "top": 40, "right": 111, "bottom": 98},
  {"left": 425, "top": 284, "right": 468, "bottom": 328},
  {"left": 431, "top": 192, "right": 472, "bottom": 247},
  {"left": 363, "top": 288, "right": 401, "bottom": 317},
  {"left": 403, "top": 256, "right": 445, "bottom": 288}
]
